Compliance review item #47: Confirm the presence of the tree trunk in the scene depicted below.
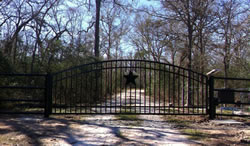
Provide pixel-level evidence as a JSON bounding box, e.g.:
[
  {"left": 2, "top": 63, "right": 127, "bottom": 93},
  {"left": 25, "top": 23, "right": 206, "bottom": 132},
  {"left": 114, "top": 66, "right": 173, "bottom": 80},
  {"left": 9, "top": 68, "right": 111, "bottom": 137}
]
[
  {"left": 187, "top": 0, "right": 193, "bottom": 106},
  {"left": 31, "top": 43, "right": 37, "bottom": 73},
  {"left": 94, "top": 0, "right": 101, "bottom": 58}
]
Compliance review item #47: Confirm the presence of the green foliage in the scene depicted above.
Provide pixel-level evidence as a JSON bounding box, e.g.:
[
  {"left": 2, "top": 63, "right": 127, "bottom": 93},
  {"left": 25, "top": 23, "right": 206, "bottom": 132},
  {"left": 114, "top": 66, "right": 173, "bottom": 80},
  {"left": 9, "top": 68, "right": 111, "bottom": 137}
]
[
  {"left": 0, "top": 52, "right": 14, "bottom": 109},
  {"left": 0, "top": 102, "right": 14, "bottom": 110},
  {"left": 0, "top": 52, "right": 13, "bottom": 73}
]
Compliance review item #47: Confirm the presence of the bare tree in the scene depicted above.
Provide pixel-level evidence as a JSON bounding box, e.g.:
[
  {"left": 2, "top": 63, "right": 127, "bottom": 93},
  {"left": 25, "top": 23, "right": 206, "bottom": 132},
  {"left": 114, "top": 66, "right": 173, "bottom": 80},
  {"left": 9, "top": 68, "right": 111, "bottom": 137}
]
[
  {"left": 90, "top": 0, "right": 134, "bottom": 59},
  {"left": 214, "top": 0, "right": 249, "bottom": 87},
  {"left": 130, "top": 14, "right": 168, "bottom": 62},
  {"left": 0, "top": 0, "right": 58, "bottom": 64},
  {"left": 159, "top": 0, "right": 213, "bottom": 105},
  {"left": 100, "top": 2, "right": 129, "bottom": 59}
]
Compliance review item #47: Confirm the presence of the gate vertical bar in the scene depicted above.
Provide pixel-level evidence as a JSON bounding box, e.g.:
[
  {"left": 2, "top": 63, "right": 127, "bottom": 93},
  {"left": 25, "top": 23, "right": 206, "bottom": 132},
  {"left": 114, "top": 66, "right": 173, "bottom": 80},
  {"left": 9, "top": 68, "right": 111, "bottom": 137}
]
[
  {"left": 154, "top": 62, "right": 156, "bottom": 113},
  {"left": 173, "top": 66, "right": 175, "bottom": 114},
  {"left": 144, "top": 61, "right": 147, "bottom": 113},
  {"left": 85, "top": 70, "right": 88, "bottom": 113},
  {"left": 149, "top": 62, "right": 152, "bottom": 113},
  {"left": 168, "top": 65, "right": 171, "bottom": 113},
  {"left": 163, "top": 65, "right": 166, "bottom": 114},
  {"left": 129, "top": 62, "right": 132, "bottom": 113},
  {"left": 75, "top": 69, "right": 78, "bottom": 113},
  {"left": 182, "top": 69, "right": 185, "bottom": 114},
  {"left": 119, "top": 61, "right": 122, "bottom": 113},
  {"left": 80, "top": 69, "right": 83, "bottom": 113},
  {"left": 177, "top": 68, "right": 180, "bottom": 114},
  {"left": 100, "top": 62, "right": 103, "bottom": 113},
  {"left": 197, "top": 74, "right": 200, "bottom": 114},
  {"left": 90, "top": 65, "right": 93, "bottom": 113},
  {"left": 54, "top": 75, "right": 57, "bottom": 113},
  {"left": 209, "top": 76, "right": 215, "bottom": 119},
  {"left": 134, "top": 61, "right": 137, "bottom": 113},
  {"left": 95, "top": 63, "right": 98, "bottom": 113},
  {"left": 158, "top": 64, "right": 161, "bottom": 114},
  {"left": 70, "top": 70, "right": 72, "bottom": 113},
  {"left": 60, "top": 73, "right": 63, "bottom": 113},
  {"left": 115, "top": 60, "right": 117, "bottom": 113},
  {"left": 110, "top": 62, "right": 113, "bottom": 113},
  {"left": 45, "top": 73, "right": 53, "bottom": 118},
  {"left": 192, "top": 71, "right": 195, "bottom": 113},
  {"left": 201, "top": 75, "right": 204, "bottom": 114},
  {"left": 139, "top": 61, "right": 142, "bottom": 113}
]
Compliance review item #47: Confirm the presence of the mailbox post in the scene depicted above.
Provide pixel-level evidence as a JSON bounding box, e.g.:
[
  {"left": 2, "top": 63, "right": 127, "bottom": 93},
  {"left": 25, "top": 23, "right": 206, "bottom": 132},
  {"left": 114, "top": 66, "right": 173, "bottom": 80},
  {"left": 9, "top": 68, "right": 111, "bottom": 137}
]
[{"left": 209, "top": 76, "right": 216, "bottom": 119}]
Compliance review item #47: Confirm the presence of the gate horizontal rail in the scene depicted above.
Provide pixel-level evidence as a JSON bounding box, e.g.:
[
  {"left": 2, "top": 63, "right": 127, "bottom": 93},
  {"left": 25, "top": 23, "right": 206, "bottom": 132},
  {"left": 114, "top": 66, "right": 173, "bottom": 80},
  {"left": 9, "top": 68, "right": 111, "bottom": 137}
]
[{"left": 53, "top": 59, "right": 206, "bottom": 76}]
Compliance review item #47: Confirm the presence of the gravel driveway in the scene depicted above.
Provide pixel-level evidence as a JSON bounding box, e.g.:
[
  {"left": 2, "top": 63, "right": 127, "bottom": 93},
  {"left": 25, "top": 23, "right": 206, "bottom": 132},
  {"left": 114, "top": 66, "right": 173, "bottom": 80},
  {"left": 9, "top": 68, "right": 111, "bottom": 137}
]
[{"left": 0, "top": 114, "right": 200, "bottom": 146}]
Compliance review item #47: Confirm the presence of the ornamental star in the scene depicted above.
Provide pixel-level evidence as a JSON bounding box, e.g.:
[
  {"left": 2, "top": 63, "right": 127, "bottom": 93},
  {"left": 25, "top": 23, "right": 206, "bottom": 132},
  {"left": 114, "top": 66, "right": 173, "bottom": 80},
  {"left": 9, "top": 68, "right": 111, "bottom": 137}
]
[{"left": 124, "top": 71, "right": 138, "bottom": 86}]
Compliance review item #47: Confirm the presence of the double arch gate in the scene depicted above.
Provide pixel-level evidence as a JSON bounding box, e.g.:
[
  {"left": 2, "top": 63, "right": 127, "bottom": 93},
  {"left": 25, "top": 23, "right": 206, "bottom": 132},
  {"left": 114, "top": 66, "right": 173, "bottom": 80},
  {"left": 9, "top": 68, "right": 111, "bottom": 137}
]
[{"left": 50, "top": 60, "right": 208, "bottom": 115}]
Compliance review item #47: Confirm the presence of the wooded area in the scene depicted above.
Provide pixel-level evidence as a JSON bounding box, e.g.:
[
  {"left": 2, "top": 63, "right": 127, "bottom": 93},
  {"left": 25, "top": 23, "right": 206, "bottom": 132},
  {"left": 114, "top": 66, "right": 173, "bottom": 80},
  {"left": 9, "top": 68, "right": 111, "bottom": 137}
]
[{"left": 0, "top": 0, "right": 249, "bottom": 80}]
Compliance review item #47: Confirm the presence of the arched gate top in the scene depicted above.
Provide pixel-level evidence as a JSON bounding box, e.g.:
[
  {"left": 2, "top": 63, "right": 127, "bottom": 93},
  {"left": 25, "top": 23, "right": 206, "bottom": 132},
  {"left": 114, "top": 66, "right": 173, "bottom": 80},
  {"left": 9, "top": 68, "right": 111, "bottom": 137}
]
[{"left": 53, "top": 59, "right": 207, "bottom": 78}]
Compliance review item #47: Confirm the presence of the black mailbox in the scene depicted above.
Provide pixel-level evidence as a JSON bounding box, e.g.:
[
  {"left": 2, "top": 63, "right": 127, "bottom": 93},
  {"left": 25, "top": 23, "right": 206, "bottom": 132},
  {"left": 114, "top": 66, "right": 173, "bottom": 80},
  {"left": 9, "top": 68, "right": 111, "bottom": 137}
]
[{"left": 218, "top": 88, "right": 235, "bottom": 103}]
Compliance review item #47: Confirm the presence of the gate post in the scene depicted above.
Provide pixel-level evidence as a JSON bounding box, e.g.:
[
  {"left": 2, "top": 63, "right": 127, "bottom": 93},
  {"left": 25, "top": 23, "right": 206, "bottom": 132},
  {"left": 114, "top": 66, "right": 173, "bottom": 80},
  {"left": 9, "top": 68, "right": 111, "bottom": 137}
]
[
  {"left": 45, "top": 73, "right": 53, "bottom": 118},
  {"left": 209, "top": 76, "right": 216, "bottom": 119}
]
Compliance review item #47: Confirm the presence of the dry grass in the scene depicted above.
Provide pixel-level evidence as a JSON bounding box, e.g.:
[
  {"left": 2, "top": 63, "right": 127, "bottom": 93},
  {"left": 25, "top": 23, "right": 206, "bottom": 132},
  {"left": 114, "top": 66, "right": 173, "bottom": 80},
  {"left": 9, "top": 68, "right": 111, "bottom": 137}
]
[{"left": 162, "top": 115, "right": 250, "bottom": 145}]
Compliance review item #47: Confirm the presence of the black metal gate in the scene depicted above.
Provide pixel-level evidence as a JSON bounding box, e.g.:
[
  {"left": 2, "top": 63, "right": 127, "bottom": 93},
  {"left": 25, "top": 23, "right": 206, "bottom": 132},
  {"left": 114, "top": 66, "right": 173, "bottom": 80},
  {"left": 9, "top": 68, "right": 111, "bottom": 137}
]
[
  {"left": 0, "top": 73, "right": 47, "bottom": 115},
  {"left": 51, "top": 60, "right": 208, "bottom": 115},
  {"left": 209, "top": 76, "right": 250, "bottom": 119}
]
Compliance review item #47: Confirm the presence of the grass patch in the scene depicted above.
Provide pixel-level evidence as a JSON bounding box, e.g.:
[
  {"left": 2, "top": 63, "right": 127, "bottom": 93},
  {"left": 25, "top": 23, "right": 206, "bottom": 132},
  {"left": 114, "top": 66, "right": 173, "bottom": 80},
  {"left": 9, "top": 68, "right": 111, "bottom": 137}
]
[
  {"left": 162, "top": 115, "right": 193, "bottom": 127},
  {"left": 116, "top": 114, "right": 142, "bottom": 126},
  {"left": 115, "top": 108, "right": 139, "bottom": 120},
  {"left": 115, "top": 109, "right": 142, "bottom": 126},
  {"left": 182, "top": 129, "right": 209, "bottom": 140},
  {"left": 116, "top": 114, "right": 139, "bottom": 121},
  {"left": 216, "top": 109, "right": 233, "bottom": 114},
  {"left": 50, "top": 115, "right": 86, "bottom": 121},
  {"left": 162, "top": 116, "right": 210, "bottom": 141}
]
